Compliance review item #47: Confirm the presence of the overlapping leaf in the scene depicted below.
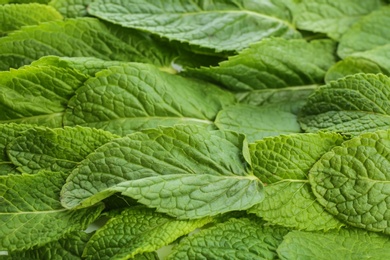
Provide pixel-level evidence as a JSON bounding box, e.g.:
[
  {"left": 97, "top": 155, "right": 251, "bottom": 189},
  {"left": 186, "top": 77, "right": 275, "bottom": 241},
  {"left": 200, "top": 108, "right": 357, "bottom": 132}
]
[{"left": 49, "top": 0, "right": 92, "bottom": 18}]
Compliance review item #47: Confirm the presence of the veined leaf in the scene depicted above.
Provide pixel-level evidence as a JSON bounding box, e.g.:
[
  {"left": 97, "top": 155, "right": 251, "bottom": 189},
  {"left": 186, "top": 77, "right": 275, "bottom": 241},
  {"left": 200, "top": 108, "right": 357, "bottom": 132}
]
[
  {"left": 49, "top": 0, "right": 92, "bottom": 18},
  {"left": 7, "top": 231, "right": 92, "bottom": 260},
  {"left": 0, "top": 123, "right": 33, "bottom": 175},
  {"left": 309, "top": 130, "right": 390, "bottom": 234},
  {"left": 338, "top": 6, "right": 390, "bottom": 58},
  {"left": 64, "top": 63, "right": 235, "bottom": 135},
  {"left": 0, "top": 65, "right": 88, "bottom": 127},
  {"left": 248, "top": 133, "right": 344, "bottom": 231},
  {"left": 61, "top": 125, "right": 263, "bottom": 219},
  {"left": 83, "top": 207, "right": 211, "bottom": 259},
  {"left": 299, "top": 73, "right": 390, "bottom": 135},
  {"left": 0, "top": 3, "right": 62, "bottom": 34},
  {"left": 166, "top": 218, "right": 289, "bottom": 259},
  {"left": 0, "top": 171, "right": 104, "bottom": 251},
  {"left": 215, "top": 104, "right": 301, "bottom": 143},
  {"left": 7, "top": 126, "right": 119, "bottom": 174},
  {"left": 88, "top": 0, "right": 301, "bottom": 52},
  {"left": 293, "top": 0, "right": 381, "bottom": 40},
  {"left": 0, "top": 17, "right": 219, "bottom": 71},
  {"left": 278, "top": 229, "right": 390, "bottom": 260},
  {"left": 187, "top": 38, "right": 335, "bottom": 91}
]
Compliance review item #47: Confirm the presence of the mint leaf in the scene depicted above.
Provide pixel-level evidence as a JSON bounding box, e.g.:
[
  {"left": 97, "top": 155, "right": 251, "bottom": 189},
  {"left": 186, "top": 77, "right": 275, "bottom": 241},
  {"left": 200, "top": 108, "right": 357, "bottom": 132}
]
[
  {"left": 167, "top": 218, "right": 289, "bottom": 259},
  {"left": 0, "top": 3, "right": 62, "bottom": 34},
  {"left": 83, "top": 207, "right": 211, "bottom": 259},
  {"left": 248, "top": 133, "right": 344, "bottom": 231},
  {"left": 7, "top": 231, "right": 92, "bottom": 259},
  {"left": 0, "top": 171, "right": 104, "bottom": 251},
  {"left": 88, "top": 0, "right": 300, "bottom": 52},
  {"left": 278, "top": 228, "right": 390, "bottom": 259},
  {"left": 309, "top": 130, "right": 390, "bottom": 234},
  {"left": 61, "top": 125, "right": 263, "bottom": 219},
  {"left": 187, "top": 38, "right": 335, "bottom": 91},
  {"left": 293, "top": 0, "right": 381, "bottom": 40},
  {"left": 215, "top": 104, "right": 301, "bottom": 142},
  {"left": 64, "top": 63, "right": 235, "bottom": 135},
  {"left": 299, "top": 73, "right": 390, "bottom": 135},
  {"left": 338, "top": 6, "right": 390, "bottom": 58},
  {"left": 49, "top": 0, "right": 92, "bottom": 18},
  {"left": 7, "top": 126, "right": 119, "bottom": 174},
  {"left": 0, "top": 64, "right": 88, "bottom": 127}
]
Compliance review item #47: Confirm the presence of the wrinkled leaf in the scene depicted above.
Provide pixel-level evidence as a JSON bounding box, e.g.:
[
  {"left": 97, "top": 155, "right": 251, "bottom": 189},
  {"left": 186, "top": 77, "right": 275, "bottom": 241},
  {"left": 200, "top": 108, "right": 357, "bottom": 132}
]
[{"left": 49, "top": 0, "right": 92, "bottom": 18}]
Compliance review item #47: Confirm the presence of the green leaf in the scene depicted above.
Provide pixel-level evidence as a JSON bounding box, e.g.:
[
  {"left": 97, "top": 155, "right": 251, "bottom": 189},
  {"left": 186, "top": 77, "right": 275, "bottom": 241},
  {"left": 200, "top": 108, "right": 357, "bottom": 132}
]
[
  {"left": 338, "top": 6, "right": 390, "bottom": 58},
  {"left": 215, "top": 104, "right": 301, "bottom": 143},
  {"left": 0, "top": 123, "right": 33, "bottom": 175},
  {"left": 49, "top": 0, "right": 92, "bottom": 18},
  {"left": 309, "top": 130, "right": 390, "bottom": 234},
  {"left": 0, "top": 3, "right": 62, "bottom": 34},
  {"left": 0, "top": 171, "right": 104, "bottom": 251},
  {"left": 248, "top": 133, "right": 344, "bottom": 231},
  {"left": 7, "top": 126, "right": 119, "bottom": 174},
  {"left": 299, "top": 73, "right": 390, "bottom": 135},
  {"left": 0, "top": 17, "right": 219, "bottom": 71},
  {"left": 61, "top": 125, "right": 263, "bottom": 219},
  {"left": 293, "top": 0, "right": 381, "bottom": 40},
  {"left": 88, "top": 0, "right": 301, "bottom": 52},
  {"left": 64, "top": 63, "right": 235, "bottom": 135},
  {"left": 0, "top": 64, "right": 88, "bottom": 127},
  {"left": 83, "top": 207, "right": 211, "bottom": 259},
  {"left": 187, "top": 38, "right": 335, "bottom": 91},
  {"left": 7, "top": 231, "right": 92, "bottom": 260},
  {"left": 167, "top": 218, "right": 289, "bottom": 259},
  {"left": 277, "top": 229, "right": 390, "bottom": 260}
]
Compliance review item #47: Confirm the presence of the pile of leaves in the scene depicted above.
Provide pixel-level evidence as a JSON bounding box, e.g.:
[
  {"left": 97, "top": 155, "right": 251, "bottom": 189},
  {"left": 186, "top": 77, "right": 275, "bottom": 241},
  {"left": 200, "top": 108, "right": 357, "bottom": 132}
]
[{"left": 1, "top": 0, "right": 390, "bottom": 259}]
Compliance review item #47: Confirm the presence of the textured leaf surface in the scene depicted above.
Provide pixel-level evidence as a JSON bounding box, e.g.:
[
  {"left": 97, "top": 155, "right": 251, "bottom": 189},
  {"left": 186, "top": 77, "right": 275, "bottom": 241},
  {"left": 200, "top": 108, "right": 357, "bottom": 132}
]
[
  {"left": 310, "top": 130, "right": 390, "bottom": 234},
  {"left": 249, "top": 133, "right": 344, "bottom": 230},
  {"left": 83, "top": 207, "right": 211, "bottom": 259},
  {"left": 0, "top": 3, "right": 62, "bottom": 33},
  {"left": 293, "top": 0, "right": 381, "bottom": 40},
  {"left": 0, "top": 17, "right": 217, "bottom": 71},
  {"left": 167, "top": 218, "right": 289, "bottom": 259},
  {"left": 278, "top": 229, "right": 390, "bottom": 260},
  {"left": 299, "top": 73, "right": 390, "bottom": 135},
  {"left": 0, "top": 171, "right": 104, "bottom": 251},
  {"left": 88, "top": 0, "right": 300, "bottom": 52},
  {"left": 8, "top": 231, "right": 92, "bottom": 260},
  {"left": 7, "top": 126, "right": 118, "bottom": 174},
  {"left": 64, "top": 63, "right": 235, "bottom": 135},
  {"left": 215, "top": 104, "right": 301, "bottom": 142},
  {"left": 0, "top": 65, "right": 88, "bottom": 127},
  {"left": 49, "top": 0, "right": 92, "bottom": 18},
  {"left": 338, "top": 6, "right": 390, "bottom": 58},
  {"left": 61, "top": 125, "right": 263, "bottom": 219},
  {"left": 187, "top": 38, "right": 335, "bottom": 91}
]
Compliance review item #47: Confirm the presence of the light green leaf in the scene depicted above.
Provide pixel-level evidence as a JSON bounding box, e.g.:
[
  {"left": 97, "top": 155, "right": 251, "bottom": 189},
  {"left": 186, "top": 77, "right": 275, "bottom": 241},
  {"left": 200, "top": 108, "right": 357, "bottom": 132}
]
[
  {"left": 309, "top": 130, "right": 390, "bottom": 234},
  {"left": 83, "top": 207, "right": 211, "bottom": 259},
  {"left": 293, "top": 0, "right": 381, "bottom": 40},
  {"left": 7, "top": 231, "right": 92, "bottom": 260},
  {"left": 0, "top": 64, "right": 88, "bottom": 127},
  {"left": 0, "top": 3, "right": 62, "bottom": 34},
  {"left": 88, "top": 0, "right": 301, "bottom": 52},
  {"left": 64, "top": 63, "right": 235, "bottom": 135},
  {"left": 0, "top": 17, "right": 219, "bottom": 71},
  {"left": 215, "top": 104, "right": 301, "bottom": 142},
  {"left": 0, "top": 123, "right": 33, "bottom": 175},
  {"left": 277, "top": 229, "right": 390, "bottom": 260},
  {"left": 248, "top": 133, "right": 344, "bottom": 231},
  {"left": 299, "top": 73, "right": 390, "bottom": 135},
  {"left": 167, "top": 218, "right": 289, "bottom": 260},
  {"left": 0, "top": 171, "right": 104, "bottom": 251},
  {"left": 7, "top": 126, "right": 119, "bottom": 174},
  {"left": 61, "top": 125, "right": 263, "bottom": 219},
  {"left": 49, "top": 0, "right": 92, "bottom": 18},
  {"left": 338, "top": 6, "right": 390, "bottom": 58},
  {"left": 187, "top": 38, "right": 335, "bottom": 91}
]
